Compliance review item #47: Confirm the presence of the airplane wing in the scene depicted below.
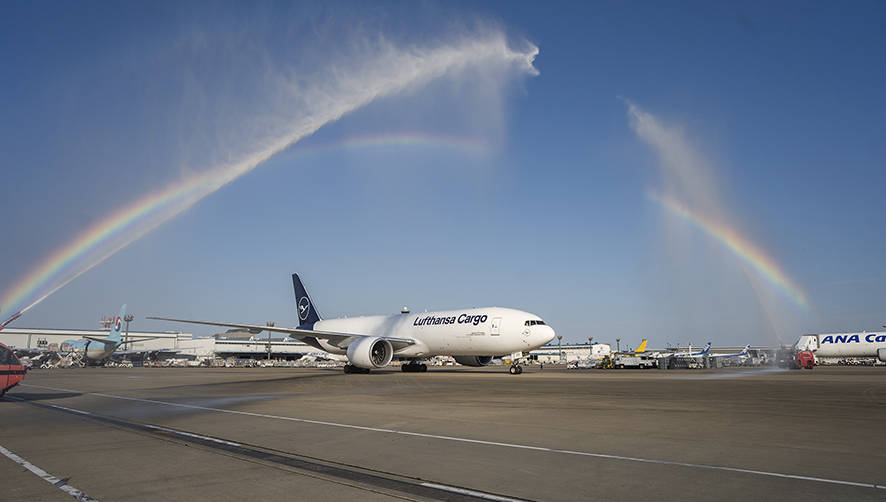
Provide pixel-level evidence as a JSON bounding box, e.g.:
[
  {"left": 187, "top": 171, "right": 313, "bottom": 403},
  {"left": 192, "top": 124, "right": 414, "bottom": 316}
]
[
  {"left": 146, "top": 316, "right": 416, "bottom": 351},
  {"left": 83, "top": 336, "right": 116, "bottom": 344}
]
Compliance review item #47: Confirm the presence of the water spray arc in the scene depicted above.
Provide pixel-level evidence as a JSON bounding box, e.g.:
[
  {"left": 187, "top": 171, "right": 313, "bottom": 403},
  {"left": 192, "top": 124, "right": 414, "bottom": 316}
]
[{"left": 0, "top": 35, "right": 539, "bottom": 323}]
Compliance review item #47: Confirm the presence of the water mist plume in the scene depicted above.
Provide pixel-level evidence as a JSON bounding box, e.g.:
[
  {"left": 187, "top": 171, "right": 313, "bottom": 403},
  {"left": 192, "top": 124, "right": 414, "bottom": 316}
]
[{"left": 0, "top": 33, "right": 539, "bottom": 322}]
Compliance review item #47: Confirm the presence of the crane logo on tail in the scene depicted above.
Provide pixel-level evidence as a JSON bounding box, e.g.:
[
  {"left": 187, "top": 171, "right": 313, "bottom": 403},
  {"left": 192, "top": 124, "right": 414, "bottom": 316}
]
[{"left": 298, "top": 297, "right": 311, "bottom": 321}]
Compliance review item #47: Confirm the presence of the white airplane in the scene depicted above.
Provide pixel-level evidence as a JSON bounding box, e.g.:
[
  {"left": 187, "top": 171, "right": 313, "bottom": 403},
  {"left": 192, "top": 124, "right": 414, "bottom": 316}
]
[
  {"left": 710, "top": 344, "right": 751, "bottom": 359},
  {"left": 794, "top": 332, "right": 886, "bottom": 362},
  {"left": 65, "top": 305, "right": 161, "bottom": 364},
  {"left": 150, "top": 273, "right": 556, "bottom": 374},
  {"left": 671, "top": 342, "right": 711, "bottom": 358}
]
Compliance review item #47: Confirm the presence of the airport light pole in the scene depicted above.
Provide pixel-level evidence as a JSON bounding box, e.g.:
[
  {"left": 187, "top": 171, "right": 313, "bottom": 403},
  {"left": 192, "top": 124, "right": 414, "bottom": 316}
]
[
  {"left": 557, "top": 335, "right": 563, "bottom": 364},
  {"left": 124, "top": 314, "right": 134, "bottom": 347},
  {"left": 588, "top": 337, "right": 593, "bottom": 358},
  {"left": 266, "top": 322, "right": 274, "bottom": 361}
]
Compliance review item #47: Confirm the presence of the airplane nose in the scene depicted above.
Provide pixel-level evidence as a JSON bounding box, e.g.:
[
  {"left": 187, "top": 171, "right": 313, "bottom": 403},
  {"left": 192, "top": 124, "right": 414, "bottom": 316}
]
[{"left": 541, "top": 326, "right": 555, "bottom": 345}]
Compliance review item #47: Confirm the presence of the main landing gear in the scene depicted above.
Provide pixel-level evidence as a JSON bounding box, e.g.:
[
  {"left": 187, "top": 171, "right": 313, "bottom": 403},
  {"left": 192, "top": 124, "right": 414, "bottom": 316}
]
[
  {"left": 401, "top": 361, "right": 428, "bottom": 373},
  {"left": 509, "top": 364, "right": 523, "bottom": 375},
  {"left": 343, "top": 364, "right": 371, "bottom": 374}
]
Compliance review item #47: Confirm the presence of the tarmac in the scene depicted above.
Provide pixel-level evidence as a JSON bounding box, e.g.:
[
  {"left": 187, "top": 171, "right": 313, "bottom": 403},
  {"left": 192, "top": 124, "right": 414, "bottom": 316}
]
[{"left": 2, "top": 365, "right": 885, "bottom": 501}]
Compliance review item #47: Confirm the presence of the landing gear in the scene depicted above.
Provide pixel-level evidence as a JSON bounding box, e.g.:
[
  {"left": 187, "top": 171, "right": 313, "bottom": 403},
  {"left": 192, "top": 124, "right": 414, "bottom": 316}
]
[
  {"left": 401, "top": 361, "right": 428, "bottom": 373},
  {"left": 508, "top": 365, "right": 523, "bottom": 375},
  {"left": 343, "top": 364, "right": 370, "bottom": 374}
]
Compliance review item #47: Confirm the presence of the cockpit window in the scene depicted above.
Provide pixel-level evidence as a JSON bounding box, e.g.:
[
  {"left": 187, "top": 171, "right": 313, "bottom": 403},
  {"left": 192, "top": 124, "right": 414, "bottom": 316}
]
[{"left": 524, "top": 320, "right": 546, "bottom": 326}]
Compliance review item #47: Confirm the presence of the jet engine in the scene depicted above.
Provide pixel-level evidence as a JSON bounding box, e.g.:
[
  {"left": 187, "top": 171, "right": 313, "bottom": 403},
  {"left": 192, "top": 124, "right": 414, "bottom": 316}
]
[
  {"left": 453, "top": 355, "right": 494, "bottom": 367},
  {"left": 346, "top": 337, "right": 394, "bottom": 369}
]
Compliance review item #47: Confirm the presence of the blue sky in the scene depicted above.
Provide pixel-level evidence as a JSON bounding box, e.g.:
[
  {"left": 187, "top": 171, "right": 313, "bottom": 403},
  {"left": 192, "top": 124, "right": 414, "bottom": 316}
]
[{"left": 1, "top": 1, "right": 884, "bottom": 347}]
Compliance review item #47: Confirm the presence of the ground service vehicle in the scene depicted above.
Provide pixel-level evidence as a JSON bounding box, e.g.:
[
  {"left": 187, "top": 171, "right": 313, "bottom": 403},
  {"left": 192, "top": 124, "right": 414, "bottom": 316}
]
[
  {"left": 613, "top": 354, "right": 657, "bottom": 369},
  {"left": 1, "top": 342, "right": 26, "bottom": 397}
]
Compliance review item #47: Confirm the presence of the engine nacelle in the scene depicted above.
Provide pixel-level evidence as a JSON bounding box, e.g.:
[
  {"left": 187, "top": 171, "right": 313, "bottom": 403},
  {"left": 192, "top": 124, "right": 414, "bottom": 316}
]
[
  {"left": 346, "top": 337, "right": 394, "bottom": 369},
  {"left": 453, "top": 355, "right": 494, "bottom": 367},
  {"left": 878, "top": 348, "right": 886, "bottom": 363}
]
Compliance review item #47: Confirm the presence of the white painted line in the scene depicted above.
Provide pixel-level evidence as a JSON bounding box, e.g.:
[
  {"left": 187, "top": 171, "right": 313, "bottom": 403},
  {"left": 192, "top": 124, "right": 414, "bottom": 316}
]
[
  {"left": 21, "top": 383, "right": 886, "bottom": 491},
  {"left": 0, "top": 443, "right": 98, "bottom": 501},
  {"left": 143, "top": 424, "right": 242, "bottom": 447},
  {"left": 13, "top": 394, "right": 242, "bottom": 447},
  {"left": 421, "top": 482, "right": 524, "bottom": 501}
]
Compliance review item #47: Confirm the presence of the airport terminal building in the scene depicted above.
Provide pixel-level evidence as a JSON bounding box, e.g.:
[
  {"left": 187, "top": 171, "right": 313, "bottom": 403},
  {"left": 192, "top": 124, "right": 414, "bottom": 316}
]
[
  {"left": 530, "top": 342, "right": 612, "bottom": 363},
  {"left": 177, "top": 336, "right": 316, "bottom": 360},
  {"left": 0, "top": 327, "right": 193, "bottom": 351}
]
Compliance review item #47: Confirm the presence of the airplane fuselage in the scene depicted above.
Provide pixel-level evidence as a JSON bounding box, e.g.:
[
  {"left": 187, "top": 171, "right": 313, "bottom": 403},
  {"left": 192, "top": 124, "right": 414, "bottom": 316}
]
[
  {"left": 84, "top": 340, "right": 119, "bottom": 362},
  {"left": 309, "top": 307, "right": 555, "bottom": 358}
]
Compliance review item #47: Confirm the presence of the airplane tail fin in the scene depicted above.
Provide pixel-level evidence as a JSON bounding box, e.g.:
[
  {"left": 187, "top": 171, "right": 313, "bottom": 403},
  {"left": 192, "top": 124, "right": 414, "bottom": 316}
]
[
  {"left": 292, "top": 273, "right": 321, "bottom": 326},
  {"left": 700, "top": 342, "right": 711, "bottom": 355},
  {"left": 634, "top": 339, "right": 648, "bottom": 354},
  {"left": 742, "top": 344, "right": 750, "bottom": 354},
  {"left": 106, "top": 304, "right": 126, "bottom": 343}
]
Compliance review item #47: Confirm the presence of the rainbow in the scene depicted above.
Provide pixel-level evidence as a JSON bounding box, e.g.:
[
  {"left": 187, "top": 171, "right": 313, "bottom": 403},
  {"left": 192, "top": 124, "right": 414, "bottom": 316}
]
[
  {"left": 0, "top": 133, "right": 490, "bottom": 323},
  {"left": 648, "top": 191, "right": 808, "bottom": 309}
]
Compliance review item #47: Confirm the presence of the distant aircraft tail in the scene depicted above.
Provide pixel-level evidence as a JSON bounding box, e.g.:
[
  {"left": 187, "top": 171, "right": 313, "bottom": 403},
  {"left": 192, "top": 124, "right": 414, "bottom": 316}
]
[
  {"left": 699, "top": 342, "right": 711, "bottom": 355},
  {"left": 634, "top": 339, "right": 648, "bottom": 354},
  {"left": 292, "top": 273, "right": 321, "bottom": 326},
  {"left": 106, "top": 305, "right": 126, "bottom": 343},
  {"left": 741, "top": 344, "right": 750, "bottom": 355}
]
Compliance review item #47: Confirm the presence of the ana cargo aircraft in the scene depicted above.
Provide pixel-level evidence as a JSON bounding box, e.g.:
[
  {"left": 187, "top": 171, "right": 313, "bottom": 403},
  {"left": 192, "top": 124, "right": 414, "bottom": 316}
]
[
  {"left": 150, "top": 273, "right": 556, "bottom": 374},
  {"left": 66, "top": 305, "right": 159, "bottom": 363},
  {"left": 794, "top": 333, "right": 886, "bottom": 362}
]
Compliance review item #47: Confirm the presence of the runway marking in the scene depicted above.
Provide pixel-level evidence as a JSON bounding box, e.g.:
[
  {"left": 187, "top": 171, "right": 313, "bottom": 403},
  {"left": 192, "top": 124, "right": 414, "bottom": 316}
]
[
  {"left": 11, "top": 397, "right": 244, "bottom": 448},
  {"left": 10, "top": 393, "right": 515, "bottom": 502},
  {"left": 421, "top": 483, "right": 525, "bottom": 501},
  {"left": 0, "top": 442, "right": 98, "bottom": 501},
  {"left": 142, "top": 424, "right": 243, "bottom": 447},
  {"left": 20, "top": 383, "right": 886, "bottom": 491}
]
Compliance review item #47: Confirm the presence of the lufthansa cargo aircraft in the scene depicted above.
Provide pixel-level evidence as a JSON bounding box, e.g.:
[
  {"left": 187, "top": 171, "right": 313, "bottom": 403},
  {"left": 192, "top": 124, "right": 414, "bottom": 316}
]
[{"left": 150, "top": 273, "right": 556, "bottom": 374}]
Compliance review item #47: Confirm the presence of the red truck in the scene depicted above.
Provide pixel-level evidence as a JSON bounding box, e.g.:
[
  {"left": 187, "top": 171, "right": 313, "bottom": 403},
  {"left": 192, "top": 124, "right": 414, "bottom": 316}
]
[
  {"left": 777, "top": 347, "right": 815, "bottom": 369},
  {"left": 795, "top": 350, "right": 815, "bottom": 369},
  {"left": 1, "top": 342, "right": 26, "bottom": 397}
]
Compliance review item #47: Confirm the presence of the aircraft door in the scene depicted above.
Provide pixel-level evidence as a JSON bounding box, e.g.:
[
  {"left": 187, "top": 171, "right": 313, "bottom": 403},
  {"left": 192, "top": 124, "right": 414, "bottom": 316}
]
[{"left": 491, "top": 317, "right": 502, "bottom": 336}]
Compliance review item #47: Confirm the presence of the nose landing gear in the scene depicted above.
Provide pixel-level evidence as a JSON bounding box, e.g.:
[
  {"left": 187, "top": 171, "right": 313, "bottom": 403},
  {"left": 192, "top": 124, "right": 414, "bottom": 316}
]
[{"left": 508, "top": 364, "right": 523, "bottom": 375}]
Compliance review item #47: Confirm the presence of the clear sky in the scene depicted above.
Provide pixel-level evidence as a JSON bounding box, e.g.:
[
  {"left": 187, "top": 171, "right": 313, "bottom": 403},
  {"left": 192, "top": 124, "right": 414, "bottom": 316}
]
[{"left": 1, "top": 1, "right": 884, "bottom": 348}]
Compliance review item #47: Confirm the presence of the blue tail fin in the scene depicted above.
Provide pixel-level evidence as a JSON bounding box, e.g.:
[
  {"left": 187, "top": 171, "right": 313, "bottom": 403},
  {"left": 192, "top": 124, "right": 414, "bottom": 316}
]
[
  {"left": 292, "top": 274, "right": 321, "bottom": 326},
  {"left": 699, "top": 342, "right": 711, "bottom": 355},
  {"left": 106, "top": 305, "right": 126, "bottom": 342}
]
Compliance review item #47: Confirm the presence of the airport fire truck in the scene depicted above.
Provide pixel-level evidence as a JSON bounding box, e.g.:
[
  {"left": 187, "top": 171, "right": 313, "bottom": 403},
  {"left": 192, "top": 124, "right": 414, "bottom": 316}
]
[
  {"left": 777, "top": 346, "right": 814, "bottom": 369},
  {"left": 1, "top": 342, "right": 26, "bottom": 397}
]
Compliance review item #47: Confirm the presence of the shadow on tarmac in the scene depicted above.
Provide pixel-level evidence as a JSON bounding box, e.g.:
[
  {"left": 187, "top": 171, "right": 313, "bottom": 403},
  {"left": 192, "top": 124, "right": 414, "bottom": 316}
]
[{"left": 2, "top": 391, "right": 82, "bottom": 402}]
